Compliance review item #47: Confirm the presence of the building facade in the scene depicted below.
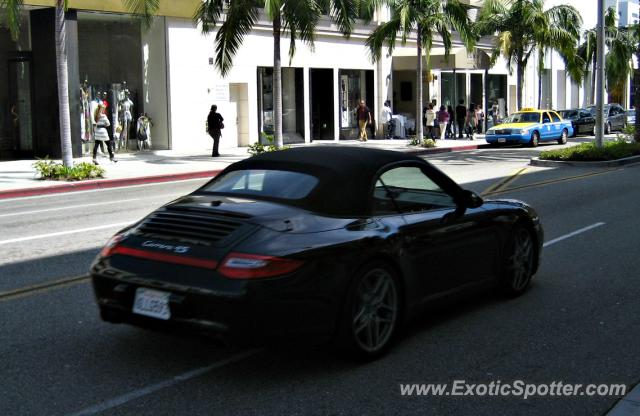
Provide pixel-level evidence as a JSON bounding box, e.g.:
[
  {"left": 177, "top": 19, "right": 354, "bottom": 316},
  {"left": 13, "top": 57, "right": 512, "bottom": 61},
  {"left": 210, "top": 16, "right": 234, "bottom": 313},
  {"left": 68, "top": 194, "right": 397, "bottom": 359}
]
[{"left": 1, "top": 0, "right": 517, "bottom": 160}]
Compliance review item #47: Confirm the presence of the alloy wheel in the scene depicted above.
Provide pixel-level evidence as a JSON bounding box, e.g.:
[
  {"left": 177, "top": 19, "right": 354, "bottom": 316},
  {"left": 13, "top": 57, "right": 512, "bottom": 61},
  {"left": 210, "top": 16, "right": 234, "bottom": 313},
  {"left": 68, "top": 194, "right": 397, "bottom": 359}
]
[
  {"left": 508, "top": 228, "right": 534, "bottom": 292},
  {"left": 530, "top": 131, "right": 539, "bottom": 147},
  {"left": 351, "top": 268, "right": 398, "bottom": 353},
  {"left": 558, "top": 129, "right": 568, "bottom": 145}
]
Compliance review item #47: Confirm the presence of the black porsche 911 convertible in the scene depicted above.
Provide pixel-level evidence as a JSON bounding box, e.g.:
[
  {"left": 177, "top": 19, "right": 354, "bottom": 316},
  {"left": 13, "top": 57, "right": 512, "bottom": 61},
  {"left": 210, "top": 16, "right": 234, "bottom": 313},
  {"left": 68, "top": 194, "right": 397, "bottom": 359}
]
[{"left": 91, "top": 147, "right": 543, "bottom": 359}]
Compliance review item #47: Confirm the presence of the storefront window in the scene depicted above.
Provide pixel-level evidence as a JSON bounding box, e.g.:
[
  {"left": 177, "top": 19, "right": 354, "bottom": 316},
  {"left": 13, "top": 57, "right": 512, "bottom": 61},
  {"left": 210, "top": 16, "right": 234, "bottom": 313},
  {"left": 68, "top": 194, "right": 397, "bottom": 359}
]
[
  {"left": 1, "top": 12, "right": 32, "bottom": 158},
  {"left": 339, "top": 69, "right": 374, "bottom": 139},
  {"left": 440, "top": 72, "right": 467, "bottom": 107},
  {"left": 77, "top": 13, "right": 143, "bottom": 153},
  {"left": 257, "top": 67, "right": 304, "bottom": 144}
]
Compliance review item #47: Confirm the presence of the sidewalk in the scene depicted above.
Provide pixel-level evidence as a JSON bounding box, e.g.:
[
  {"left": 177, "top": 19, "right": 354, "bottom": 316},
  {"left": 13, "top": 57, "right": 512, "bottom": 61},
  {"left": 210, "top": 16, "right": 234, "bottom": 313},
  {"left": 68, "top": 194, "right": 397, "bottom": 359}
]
[{"left": 0, "top": 137, "right": 489, "bottom": 199}]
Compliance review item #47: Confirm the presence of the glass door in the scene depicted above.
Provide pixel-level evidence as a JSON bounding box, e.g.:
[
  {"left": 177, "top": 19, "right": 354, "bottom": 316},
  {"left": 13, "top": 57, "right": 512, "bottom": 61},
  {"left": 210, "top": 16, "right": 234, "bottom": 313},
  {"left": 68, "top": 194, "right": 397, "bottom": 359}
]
[{"left": 8, "top": 56, "right": 34, "bottom": 154}]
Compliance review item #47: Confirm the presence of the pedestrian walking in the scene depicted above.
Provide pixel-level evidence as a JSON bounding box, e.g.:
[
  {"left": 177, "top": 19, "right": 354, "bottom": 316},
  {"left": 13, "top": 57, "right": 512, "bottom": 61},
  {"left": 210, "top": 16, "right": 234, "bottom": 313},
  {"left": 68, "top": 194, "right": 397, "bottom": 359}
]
[
  {"left": 437, "top": 105, "right": 450, "bottom": 140},
  {"left": 356, "top": 100, "right": 371, "bottom": 141},
  {"left": 447, "top": 105, "right": 455, "bottom": 139},
  {"left": 92, "top": 104, "right": 116, "bottom": 165},
  {"left": 381, "top": 100, "right": 394, "bottom": 139},
  {"left": 424, "top": 104, "right": 436, "bottom": 139},
  {"left": 465, "top": 103, "right": 478, "bottom": 140},
  {"left": 207, "top": 104, "right": 224, "bottom": 157},
  {"left": 476, "top": 104, "right": 485, "bottom": 134},
  {"left": 491, "top": 102, "right": 500, "bottom": 127},
  {"left": 456, "top": 99, "right": 466, "bottom": 139}
]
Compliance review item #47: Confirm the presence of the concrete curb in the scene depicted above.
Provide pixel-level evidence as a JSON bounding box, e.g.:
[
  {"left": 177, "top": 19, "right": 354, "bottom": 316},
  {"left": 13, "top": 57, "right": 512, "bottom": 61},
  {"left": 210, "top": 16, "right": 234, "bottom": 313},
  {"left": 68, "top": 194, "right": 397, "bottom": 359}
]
[
  {"left": 408, "top": 143, "right": 491, "bottom": 156},
  {"left": 530, "top": 155, "right": 640, "bottom": 167},
  {"left": 0, "top": 170, "right": 221, "bottom": 200},
  {"left": 0, "top": 143, "right": 488, "bottom": 200}
]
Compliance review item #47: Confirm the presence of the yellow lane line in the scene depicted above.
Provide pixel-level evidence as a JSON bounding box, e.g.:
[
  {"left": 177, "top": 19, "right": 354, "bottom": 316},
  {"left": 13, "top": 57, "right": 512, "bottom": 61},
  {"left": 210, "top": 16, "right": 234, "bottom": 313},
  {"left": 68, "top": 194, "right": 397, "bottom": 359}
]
[
  {"left": 485, "top": 167, "right": 622, "bottom": 196},
  {"left": 481, "top": 167, "right": 529, "bottom": 196},
  {"left": 0, "top": 275, "right": 90, "bottom": 302}
]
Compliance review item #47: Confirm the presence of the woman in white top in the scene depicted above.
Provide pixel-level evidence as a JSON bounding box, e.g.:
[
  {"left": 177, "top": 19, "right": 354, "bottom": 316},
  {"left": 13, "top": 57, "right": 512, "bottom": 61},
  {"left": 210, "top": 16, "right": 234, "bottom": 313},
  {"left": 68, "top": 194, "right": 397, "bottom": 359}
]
[
  {"left": 92, "top": 104, "right": 117, "bottom": 164},
  {"left": 424, "top": 104, "right": 436, "bottom": 139}
]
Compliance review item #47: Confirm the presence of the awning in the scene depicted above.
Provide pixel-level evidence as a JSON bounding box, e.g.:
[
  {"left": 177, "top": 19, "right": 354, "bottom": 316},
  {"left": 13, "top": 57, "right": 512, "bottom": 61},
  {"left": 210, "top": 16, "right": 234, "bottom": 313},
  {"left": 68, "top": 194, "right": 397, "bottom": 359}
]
[{"left": 392, "top": 47, "right": 491, "bottom": 71}]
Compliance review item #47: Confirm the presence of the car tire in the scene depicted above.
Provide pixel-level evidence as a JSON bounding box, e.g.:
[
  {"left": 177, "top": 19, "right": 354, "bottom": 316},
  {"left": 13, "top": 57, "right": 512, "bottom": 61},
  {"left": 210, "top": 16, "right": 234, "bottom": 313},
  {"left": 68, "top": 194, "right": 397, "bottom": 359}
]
[
  {"left": 558, "top": 129, "right": 568, "bottom": 145},
  {"left": 335, "top": 261, "right": 402, "bottom": 360},
  {"left": 529, "top": 131, "right": 539, "bottom": 147},
  {"left": 605, "top": 122, "right": 611, "bottom": 135},
  {"left": 499, "top": 225, "right": 535, "bottom": 297}
]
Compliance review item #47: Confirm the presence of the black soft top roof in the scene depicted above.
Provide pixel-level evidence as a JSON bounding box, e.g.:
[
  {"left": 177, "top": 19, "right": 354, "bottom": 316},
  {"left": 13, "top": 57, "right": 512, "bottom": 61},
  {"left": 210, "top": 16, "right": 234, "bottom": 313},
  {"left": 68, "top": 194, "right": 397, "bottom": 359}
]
[{"left": 206, "top": 146, "right": 459, "bottom": 217}]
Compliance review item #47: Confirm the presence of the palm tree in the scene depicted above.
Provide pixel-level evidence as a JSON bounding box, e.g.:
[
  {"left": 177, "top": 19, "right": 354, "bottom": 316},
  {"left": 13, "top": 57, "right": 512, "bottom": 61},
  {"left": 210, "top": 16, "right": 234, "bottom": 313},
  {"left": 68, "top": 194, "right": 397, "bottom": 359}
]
[
  {"left": 533, "top": 5, "right": 583, "bottom": 109},
  {"left": 2, "top": 0, "right": 73, "bottom": 167},
  {"left": 476, "top": 0, "right": 582, "bottom": 111},
  {"left": 576, "top": 28, "right": 597, "bottom": 105},
  {"left": 366, "top": 0, "right": 475, "bottom": 142},
  {"left": 576, "top": 8, "right": 638, "bottom": 116},
  {"left": 193, "top": 0, "right": 359, "bottom": 147}
]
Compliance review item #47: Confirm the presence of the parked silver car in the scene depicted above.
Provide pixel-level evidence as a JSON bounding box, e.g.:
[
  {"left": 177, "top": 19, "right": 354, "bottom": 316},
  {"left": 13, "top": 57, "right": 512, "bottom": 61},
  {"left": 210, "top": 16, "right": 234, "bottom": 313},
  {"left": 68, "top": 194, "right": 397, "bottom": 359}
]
[
  {"left": 626, "top": 109, "right": 636, "bottom": 127},
  {"left": 587, "top": 104, "right": 627, "bottom": 134}
]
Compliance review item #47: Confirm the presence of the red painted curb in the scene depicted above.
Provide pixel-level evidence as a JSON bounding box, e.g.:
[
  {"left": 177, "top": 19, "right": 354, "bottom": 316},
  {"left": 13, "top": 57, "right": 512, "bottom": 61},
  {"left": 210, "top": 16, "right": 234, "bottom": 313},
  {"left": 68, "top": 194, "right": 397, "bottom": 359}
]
[{"left": 0, "top": 170, "right": 222, "bottom": 200}]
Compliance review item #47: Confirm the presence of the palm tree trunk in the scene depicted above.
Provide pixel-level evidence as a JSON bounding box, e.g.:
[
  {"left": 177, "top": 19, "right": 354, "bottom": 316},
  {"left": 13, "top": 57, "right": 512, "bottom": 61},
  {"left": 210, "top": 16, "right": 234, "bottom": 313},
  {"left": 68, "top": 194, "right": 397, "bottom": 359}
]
[
  {"left": 272, "top": 13, "right": 283, "bottom": 148},
  {"left": 516, "top": 54, "right": 524, "bottom": 111},
  {"left": 537, "top": 49, "right": 543, "bottom": 109},
  {"left": 416, "top": 24, "right": 423, "bottom": 142},
  {"left": 55, "top": 0, "right": 73, "bottom": 167}
]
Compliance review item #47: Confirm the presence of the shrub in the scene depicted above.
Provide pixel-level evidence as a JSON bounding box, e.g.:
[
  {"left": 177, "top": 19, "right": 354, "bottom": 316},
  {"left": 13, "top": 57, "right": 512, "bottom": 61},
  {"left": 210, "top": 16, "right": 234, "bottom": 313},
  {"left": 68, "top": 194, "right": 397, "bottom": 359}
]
[
  {"left": 33, "top": 158, "right": 105, "bottom": 181},
  {"left": 539, "top": 141, "right": 640, "bottom": 161},
  {"left": 247, "top": 132, "right": 290, "bottom": 156},
  {"left": 407, "top": 136, "right": 437, "bottom": 148},
  {"left": 422, "top": 138, "right": 436, "bottom": 148}
]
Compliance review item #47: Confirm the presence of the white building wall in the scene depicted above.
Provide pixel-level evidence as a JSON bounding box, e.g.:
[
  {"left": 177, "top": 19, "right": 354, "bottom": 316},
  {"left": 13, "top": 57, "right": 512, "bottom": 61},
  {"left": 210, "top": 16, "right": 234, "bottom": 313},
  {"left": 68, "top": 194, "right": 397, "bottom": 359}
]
[{"left": 164, "top": 17, "right": 383, "bottom": 152}]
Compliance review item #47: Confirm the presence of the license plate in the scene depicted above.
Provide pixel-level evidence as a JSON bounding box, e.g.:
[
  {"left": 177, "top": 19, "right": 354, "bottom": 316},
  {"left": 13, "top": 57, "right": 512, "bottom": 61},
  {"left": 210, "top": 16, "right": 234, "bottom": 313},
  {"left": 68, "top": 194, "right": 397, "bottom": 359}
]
[
  {"left": 133, "top": 288, "right": 171, "bottom": 320},
  {"left": 498, "top": 138, "right": 506, "bottom": 143}
]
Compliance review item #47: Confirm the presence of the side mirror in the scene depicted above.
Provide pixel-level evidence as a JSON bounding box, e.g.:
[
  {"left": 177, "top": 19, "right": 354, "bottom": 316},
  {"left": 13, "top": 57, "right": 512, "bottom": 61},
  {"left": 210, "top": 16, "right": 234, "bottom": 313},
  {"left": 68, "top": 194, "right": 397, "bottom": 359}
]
[
  {"left": 543, "top": 118, "right": 550, "bottom": 124},
  {"left": 461, "top": 189, "right": 484, "bottom": 209}
]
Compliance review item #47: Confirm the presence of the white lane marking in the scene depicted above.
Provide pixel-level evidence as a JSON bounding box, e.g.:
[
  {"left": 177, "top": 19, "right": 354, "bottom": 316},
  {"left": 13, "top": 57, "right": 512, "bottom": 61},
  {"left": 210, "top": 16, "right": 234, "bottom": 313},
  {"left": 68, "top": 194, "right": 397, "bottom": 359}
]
[
  {"left": 67, "top": 349, "right": 260, "bottom": 416},
  {"left": 0, "top": 177, "right": 209, "bottom": 203},
  {"left": 0, "top": 199, "right": 140, "bottom": 218},
  {"left": 543, "top": 222, "right": 606, "bottom": 248},
  {"left": 0, "top": 193, "right": 183, "bottom": 218},
  {"left": 0, "top": 222, "right": 132, "bottom": 246}
]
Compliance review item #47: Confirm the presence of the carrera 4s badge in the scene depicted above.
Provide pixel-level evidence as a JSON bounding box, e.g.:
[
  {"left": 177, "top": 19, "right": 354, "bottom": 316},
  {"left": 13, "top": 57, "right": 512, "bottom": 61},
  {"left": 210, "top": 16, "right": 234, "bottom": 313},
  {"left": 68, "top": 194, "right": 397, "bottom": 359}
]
[{"left": 142, "top": 240, "right": 191, "bottom": 254}]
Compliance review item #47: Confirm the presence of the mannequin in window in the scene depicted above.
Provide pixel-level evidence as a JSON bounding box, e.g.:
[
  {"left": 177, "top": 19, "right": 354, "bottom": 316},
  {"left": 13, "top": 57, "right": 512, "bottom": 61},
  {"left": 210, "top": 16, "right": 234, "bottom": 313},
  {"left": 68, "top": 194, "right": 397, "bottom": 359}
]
[
  {"left": 119, "top": 89, "right": 134, "bottom": 148},
  {"left": 136, "top": 113, "right": 152, "bottom": 150},
  {"left": 80, "top": 80, "right": 92, "bottom": 142}
]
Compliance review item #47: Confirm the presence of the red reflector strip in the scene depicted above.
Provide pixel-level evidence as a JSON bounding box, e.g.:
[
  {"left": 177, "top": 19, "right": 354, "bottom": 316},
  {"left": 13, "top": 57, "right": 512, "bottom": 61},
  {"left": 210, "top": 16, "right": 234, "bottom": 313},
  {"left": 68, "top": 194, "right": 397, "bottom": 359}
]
[{"left": 111, "top": 246, "right": 218, "bottom": 270}]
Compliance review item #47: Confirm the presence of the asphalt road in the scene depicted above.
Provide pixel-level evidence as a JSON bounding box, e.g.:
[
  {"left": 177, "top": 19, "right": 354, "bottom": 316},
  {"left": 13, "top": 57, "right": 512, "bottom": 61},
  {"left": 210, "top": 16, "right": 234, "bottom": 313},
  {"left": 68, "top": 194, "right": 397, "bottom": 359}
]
[{"left": 1, "top": 144, "right": 639, "bottom": 416}]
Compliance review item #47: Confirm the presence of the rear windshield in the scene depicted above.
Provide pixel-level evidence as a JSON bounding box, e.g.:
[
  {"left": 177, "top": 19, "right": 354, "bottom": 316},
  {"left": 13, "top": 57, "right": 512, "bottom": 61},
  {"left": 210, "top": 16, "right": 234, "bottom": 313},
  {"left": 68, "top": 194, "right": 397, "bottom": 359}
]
[
  {"left": 200, "top": 169, "right": 319, "bottom": 200},
  {"left": 504, "top": 112, "right": 540, "bottom": 123},
  {"left": 560, "top": 110, "right": 578, "bottom": 118}
]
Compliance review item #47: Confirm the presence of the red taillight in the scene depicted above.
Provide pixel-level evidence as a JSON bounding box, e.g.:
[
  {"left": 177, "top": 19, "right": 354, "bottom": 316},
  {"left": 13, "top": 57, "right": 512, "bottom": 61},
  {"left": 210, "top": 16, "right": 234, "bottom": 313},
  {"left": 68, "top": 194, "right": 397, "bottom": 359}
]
[
  {"left": 218, "top": 252, "right": 304, "bottom": 279},
  {"left": 100, "top": 234, "right": 124, "bottom": 257}
]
